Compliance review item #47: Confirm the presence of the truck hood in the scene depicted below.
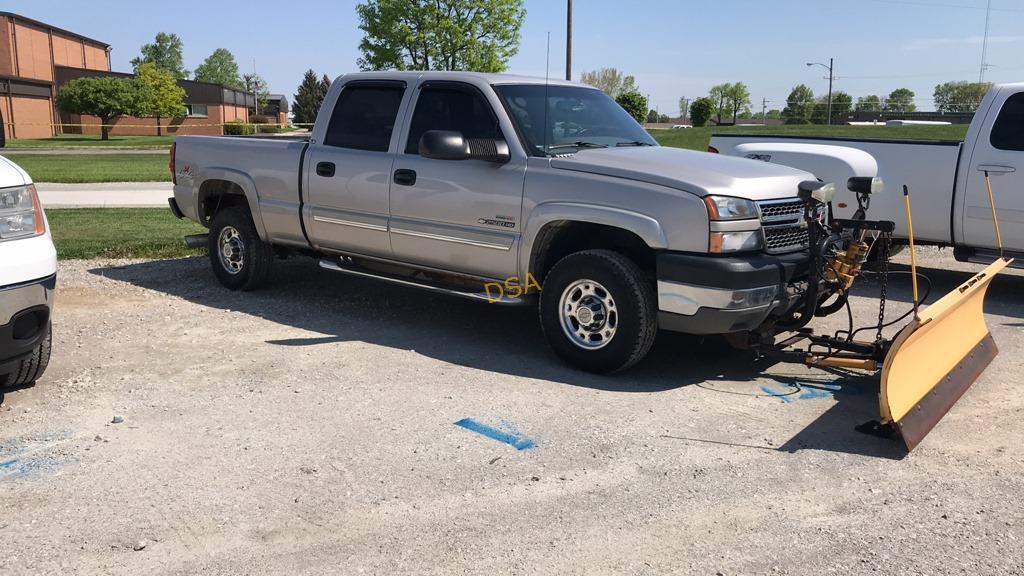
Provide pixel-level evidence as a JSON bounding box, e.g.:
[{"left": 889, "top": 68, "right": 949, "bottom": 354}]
[
  {"left": 549, "top": 146, "right": 816, "bottom": 201},
  {"left": 0, "top": 155, "right": 29, "bottom": 187}
]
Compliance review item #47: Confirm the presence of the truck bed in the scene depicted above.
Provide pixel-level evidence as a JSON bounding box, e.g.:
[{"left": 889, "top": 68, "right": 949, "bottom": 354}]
[{"left": 710, "top": 134, "right": 964, "bottom": 244}]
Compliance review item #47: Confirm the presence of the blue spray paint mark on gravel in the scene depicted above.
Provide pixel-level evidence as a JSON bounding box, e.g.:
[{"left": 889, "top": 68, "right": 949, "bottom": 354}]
[
  {"left": 0, "top": 459, "right": 17, "bottom": 469},
  {"left": 762, "top": 382, "right": 847, "bottom": 403},
  {"left": 454, "top": 418, "right": 536, "bottom": 450}
]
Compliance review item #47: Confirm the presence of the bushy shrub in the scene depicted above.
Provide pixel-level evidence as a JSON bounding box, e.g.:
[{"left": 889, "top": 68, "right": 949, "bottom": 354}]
[{"left": 223, "top": 120, "right": 255, "bottom": 135}]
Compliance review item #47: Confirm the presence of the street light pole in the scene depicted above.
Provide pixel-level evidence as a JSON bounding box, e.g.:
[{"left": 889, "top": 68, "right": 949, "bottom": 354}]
[
  {"left": 806, "top": 58, "right": 835, "bottom": 126},
  {"left": 565, "top": 0, "right": 573, "bottom": 81}
]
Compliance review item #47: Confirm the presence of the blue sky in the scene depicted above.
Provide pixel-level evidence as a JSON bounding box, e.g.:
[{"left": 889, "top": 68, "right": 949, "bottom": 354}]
[{"left": 10, "top": 0, "right": 1024, "bottom": 114}]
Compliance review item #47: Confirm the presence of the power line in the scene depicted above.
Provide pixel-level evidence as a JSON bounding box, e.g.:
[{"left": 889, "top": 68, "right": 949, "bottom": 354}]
[{"left": 868, "top": 0, "right": 1024, "bottom": 12}]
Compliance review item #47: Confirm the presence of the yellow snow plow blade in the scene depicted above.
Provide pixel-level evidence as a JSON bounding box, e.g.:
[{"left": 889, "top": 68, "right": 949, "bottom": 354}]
[{"left": 880, "top": 258, "right": 1011, "bottom": 451}]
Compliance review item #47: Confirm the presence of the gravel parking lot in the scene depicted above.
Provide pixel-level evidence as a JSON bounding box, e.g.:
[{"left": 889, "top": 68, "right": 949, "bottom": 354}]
[{"left": 2, "top": 250, "right": 1022, "bottom": 575}]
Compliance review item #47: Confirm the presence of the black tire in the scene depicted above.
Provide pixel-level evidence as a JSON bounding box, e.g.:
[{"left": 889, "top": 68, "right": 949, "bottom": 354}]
[
  {"left": 539, "top": 249, "right": 658, "bottom": 373},
  {"left": 208, "top": 206, "right": 274, "bottom": 291},
  {"left": 2, "top": 323, "right": 52, "bottom": 388}
]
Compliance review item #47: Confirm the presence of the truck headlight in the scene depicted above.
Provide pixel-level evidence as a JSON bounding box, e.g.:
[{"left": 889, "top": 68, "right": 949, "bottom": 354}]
[
  {"left": 709, "top": 230, "right": 764, "bottom": 253},
  {"left": 0, "top": 185, "right": 45, "bottom": 240},
  {"left": 704, "top": 195, "right": 759, "bottom": 220}
]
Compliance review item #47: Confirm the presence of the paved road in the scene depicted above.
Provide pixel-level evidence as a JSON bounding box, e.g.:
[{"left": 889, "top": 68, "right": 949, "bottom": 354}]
[
  {"left": 36, "top": 182, "right": 171, "bottom": 208},
  {"left": 1, "top": 250, "right": 1022, "bottom": 575}
]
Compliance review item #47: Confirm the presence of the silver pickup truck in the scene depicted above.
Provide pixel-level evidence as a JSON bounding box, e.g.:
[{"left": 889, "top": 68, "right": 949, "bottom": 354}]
[{"left": 169, "top": 71, "right": 823, "bottom": 373}]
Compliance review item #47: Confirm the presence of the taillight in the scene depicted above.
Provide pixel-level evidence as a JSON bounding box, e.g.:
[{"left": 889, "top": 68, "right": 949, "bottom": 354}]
[
  {"left": 169, "top": 142, "right": 177, "bottom": 184},
  {"left": 707, "top": 146, "right": 719, "bottom": 154}
]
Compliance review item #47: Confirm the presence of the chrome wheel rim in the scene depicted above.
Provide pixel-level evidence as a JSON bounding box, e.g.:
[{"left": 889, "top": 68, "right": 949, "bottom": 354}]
[
  {"left": 217, "top": 226, "right": 245, "bottom": 275},
  {"left": 559, "top": 279, "right": 618, "bottom": 350}
]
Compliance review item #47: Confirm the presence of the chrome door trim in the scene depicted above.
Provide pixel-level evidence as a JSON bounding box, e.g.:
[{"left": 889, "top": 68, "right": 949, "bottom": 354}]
[
  {"left": 313, "top": 215, "right": 389, "bottom": 233},
  {"left": 389, "top": 227, "right": 512, "bottom": 251}
]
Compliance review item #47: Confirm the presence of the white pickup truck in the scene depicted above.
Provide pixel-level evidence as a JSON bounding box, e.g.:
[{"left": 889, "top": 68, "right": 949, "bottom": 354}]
[
  {"left": 710, "top": 83, "right": 1024, "bottom": 266},
  {"left": 0, "top": 146, "right": 57, "bottom": 388}
]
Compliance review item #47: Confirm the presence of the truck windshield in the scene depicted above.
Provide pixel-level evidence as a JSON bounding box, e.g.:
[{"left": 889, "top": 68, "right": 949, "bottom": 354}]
[{"left": 494, "top": 84, "right": 657, "bottom": 156}]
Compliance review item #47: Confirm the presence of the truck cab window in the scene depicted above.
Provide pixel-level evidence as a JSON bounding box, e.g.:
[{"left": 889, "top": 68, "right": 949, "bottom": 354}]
[
  {"left": 324, "top": 85, "right": 405, "bottom": 152},
  {"left": 990, "top": 92, "right": 1024, "bottom": 151},
  {"left": 405, "top": 86, "right": 501, "bottom": 154}
]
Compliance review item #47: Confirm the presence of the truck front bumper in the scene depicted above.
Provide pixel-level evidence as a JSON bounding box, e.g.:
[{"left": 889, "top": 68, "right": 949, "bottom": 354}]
[
  {"left": 656, "top": 251, "right": 808, "bottom": 335},
  {"left": 0, "top": 274, "right": 55, "bottom": 373}
]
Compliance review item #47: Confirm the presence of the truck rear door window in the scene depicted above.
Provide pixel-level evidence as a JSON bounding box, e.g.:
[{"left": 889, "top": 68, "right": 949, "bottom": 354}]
[
  {"left": 323, "top": 85, "right": 405, "bottom": 152},
  {"left": 990, "top": 92, "right": 1024, "bottom": 151},
  {"left": 405, "top": 86, "right": 501, "bottom": 154}
]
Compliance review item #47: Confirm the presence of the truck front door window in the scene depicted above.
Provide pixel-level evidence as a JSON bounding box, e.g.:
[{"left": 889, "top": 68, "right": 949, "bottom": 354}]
[
  {"left": 405, "top": 87, "right": 502, "bottom": 154},
  {"left": 324, "top": 86, "right": 405, "bottom": 152},
  {"left": 990, "top": 92, "right": 1024, "bottom": 151}
]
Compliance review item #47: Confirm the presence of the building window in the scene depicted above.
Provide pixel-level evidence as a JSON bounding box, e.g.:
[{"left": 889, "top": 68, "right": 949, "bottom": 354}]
[{"left": 184, "top": 104, "right": 209, "bottom": 118}]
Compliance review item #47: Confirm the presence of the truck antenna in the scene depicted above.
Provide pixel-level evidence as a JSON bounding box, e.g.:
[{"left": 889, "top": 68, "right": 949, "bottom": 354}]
[{"left": 544, "top": 31, "right": 551, "bottom": 156}]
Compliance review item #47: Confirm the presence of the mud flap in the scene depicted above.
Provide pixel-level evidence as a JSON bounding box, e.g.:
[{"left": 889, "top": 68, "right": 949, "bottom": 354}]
[{"left": 879, "top": 258, "right": 1010, "bottom": 451}]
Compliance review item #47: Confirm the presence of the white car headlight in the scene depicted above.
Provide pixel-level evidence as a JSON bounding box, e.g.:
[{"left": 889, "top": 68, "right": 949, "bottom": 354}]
[
  {"left": 709, "top": 230, "right": 764, "bottom": 253},
  {"left": 703, "top": 195, "right": 759, "bottom": 221},
  {"left": 0, "top": 184, "right": 45, "bottom": 240}
]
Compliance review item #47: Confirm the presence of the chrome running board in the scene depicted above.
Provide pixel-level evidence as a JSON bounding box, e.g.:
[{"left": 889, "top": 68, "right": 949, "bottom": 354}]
[{"left": 318, "top": 259, "right": 529, "bottom": 306}]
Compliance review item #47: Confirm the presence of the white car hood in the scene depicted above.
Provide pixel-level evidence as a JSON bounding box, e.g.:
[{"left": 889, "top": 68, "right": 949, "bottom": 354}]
[
  {"left": 0, "top": 154, "right": 29, "bottom": 187},
  {"left": 550, "top": 146, "right": 817, "bottom": 201}
]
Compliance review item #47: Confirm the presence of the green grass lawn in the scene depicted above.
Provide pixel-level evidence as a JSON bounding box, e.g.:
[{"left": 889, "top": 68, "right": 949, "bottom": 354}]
[
  {"left": 2, "top": 153, "right": 170, "bottom": 183},
  {"left": 47, "top": 208, "right": 206, "bottom": 259},
  {"left": 6, "top": 135, "right": 175, "bottom": 149},
  {"left": 651, "top": 124, "right": 969, "bottom": 151}
]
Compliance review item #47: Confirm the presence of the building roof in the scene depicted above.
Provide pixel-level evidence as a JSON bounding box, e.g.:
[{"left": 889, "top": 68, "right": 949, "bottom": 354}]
[
  {"left": 0, "top": 12, "right": 110, "bottom": 48},
  {"left": 54, "top": 66, "right": 256, "bottom": 107}
]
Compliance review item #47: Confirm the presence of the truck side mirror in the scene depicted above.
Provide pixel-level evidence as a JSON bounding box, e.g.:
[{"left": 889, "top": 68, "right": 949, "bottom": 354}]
[{"left": 419, "top": 130, "right": 510, "bottom": 164}]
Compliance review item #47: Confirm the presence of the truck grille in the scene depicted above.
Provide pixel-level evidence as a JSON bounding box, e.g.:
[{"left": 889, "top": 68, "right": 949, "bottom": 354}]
[{"left": 757, "top": 199, "right": 808, "bottom": 254}]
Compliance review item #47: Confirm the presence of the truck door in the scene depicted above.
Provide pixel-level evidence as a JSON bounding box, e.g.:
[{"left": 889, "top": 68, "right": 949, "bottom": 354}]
[
  {"left": 305, "top": 80, "right": 408, "bottom": 258},
  {"left": 961, "top": 90, "right": 1024, "bottom": 252},
  {"left": 389, "top": 81, "right": 527, "bottom": 280}
]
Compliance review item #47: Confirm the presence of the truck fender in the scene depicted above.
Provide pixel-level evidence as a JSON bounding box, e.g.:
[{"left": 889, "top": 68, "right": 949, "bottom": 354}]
[
  {"left": 195, "top": 167, "right": 268, "bottom": 241},
  {"left": 732, "top": 143, "right": 879, "bottom": 185},
  {"left": 520, "top": 202, "right": 669, "bottom": 277}
]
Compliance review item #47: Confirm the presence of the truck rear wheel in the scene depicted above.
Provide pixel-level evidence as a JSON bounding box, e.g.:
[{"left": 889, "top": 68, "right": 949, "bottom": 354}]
[
  {"left": 208, "top": 206, "right": 274, "bottom": 291},
  {"left": 539, "top": 250, "right": 657, "bottom": 373},
  {"left": 2, "top": 323, "right": 51, "bottom": 388}
]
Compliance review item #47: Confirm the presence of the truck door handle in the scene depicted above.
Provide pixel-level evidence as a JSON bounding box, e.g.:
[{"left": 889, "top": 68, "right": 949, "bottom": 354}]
[
  {"left": 393, "top": 169, "right": 417, "bottom": 186},
  {"left": 316, "top": 162, "right": 336, "bottom": 177},
  {"left": 977, "top": 164, "right": 1015, "bottom": 174}
]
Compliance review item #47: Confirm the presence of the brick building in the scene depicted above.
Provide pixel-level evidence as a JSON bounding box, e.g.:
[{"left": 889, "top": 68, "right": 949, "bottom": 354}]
[{"left": 1, "top": 12, "right": 254, "bottom": 139}]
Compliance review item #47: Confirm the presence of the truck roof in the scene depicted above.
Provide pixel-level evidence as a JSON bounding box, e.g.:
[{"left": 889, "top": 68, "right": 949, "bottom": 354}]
[{"left": 332, "top": 70, "right": 589, "bottom": 89}]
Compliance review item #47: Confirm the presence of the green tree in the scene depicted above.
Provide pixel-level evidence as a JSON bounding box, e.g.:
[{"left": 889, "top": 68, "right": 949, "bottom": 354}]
[
  {"left": 725, "top": 82, "right": 751, "bottom": 123},
  {"left": 243, "top": 73, "right": 270, "bottom": 115},
  {"left": 933, "top": 81, "right": 993, "bottom": 113},
  {"left": 194, "top": 48, "right": 242, "bottom": 89},
  {"left": 579, "top": 68, "right": 638, "bottom": 98},
  {"left": 131, "top": 32, "right": 189, "bottom": 79},
  {"left": 689, "top": 97, "right": 714, "bottom": 127},
  {"left": 54, "top": 76, "right": 138, "bottom": 140},
  {"left": 708, "top": 83, "right": 731, "bottom": 124},
  {"left": 658, "top": 113, "right": 670, "bottom": 123},
  {"left": 855, "top": 95, "right": 883, "bottom": 112},
  {"left": 134, "top": 63, "right": 186, "bottom": 136},
  {"left": 646, "top": 109, "right": 659, "bottom": 123},
  {"left": 884, "top": 88, "right": 916, "bottom": 113},
  {"left": 356, "top": 0, "right": 525, "bottom": 72},
  {"left": 615, "top": 91, "right": 648, "bottom": 124},
  {"left": 781, "top": 84, "right": 815, "bottom": 124},
  {"left": 812, "top": 91, "right": 852, "bottom": 124},
  {"left": 292, "top": 70, "right": 327, "bottom": 126}
]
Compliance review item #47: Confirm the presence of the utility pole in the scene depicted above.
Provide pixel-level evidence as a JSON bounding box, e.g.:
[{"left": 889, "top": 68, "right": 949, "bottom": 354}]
[
  {"left": 762, "top": 98, "right": 769, "bottom": 125},
  {"left": 806, "top": 58, "right": 835, "bottom": 126},
  {"left": 681, "top": 97, "right": 689, "bottom": 124},
  {"left": 980, "top": 0, "right": 992, "bottom": 82},
  {"left": 565, "top": 0, "right": 573, "bottom": 81}
]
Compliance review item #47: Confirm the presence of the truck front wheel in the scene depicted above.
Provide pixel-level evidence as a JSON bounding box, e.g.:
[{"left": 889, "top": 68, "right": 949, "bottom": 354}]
[
  {"left": 539, "top": 250, "right": 657, "bottom": 373},
  {"left": 208, "top": 206, "right": 274, "bottom": 291}
]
